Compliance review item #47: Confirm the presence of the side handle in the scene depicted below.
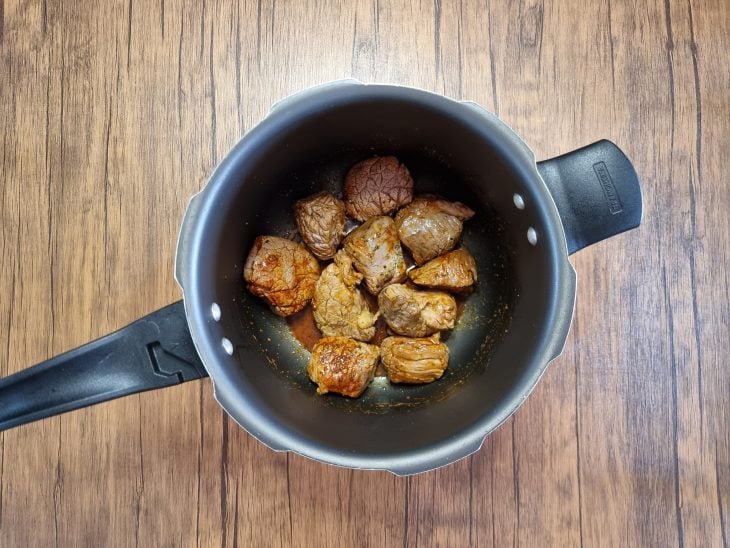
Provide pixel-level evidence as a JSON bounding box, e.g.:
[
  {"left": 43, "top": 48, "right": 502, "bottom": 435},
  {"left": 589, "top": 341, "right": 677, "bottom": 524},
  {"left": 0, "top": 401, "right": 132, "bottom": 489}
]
[
  {"left": 536, "top": 140, "right": 643, "bottom": 254},
  {"left": 0, "top": 301, "right": 208, "bottom": 431}
]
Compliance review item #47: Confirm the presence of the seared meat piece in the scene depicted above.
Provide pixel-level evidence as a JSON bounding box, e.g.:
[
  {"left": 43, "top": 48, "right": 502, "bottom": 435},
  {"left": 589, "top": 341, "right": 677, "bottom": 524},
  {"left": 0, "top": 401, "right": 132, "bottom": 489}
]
[
  {"left": 307, "top": 337, "right": 380, "bottom": 397},
  {"left": 408, "top": 248, "right": 478, "bottom": 293},
  {"left": 343, "top": 216, "right": 407, "bottom": 294},
  {"left": 395, "top": 195, "right": 475, "bottom": 264},
  {"left": 312, "top": 251, "right": 378, "bottom": 341},
  {"left": 343, "top": 156, "right": 414, "bottom": 221},
  {"left": 294, "top": 191, "right": 347, "bottom": 260},
  {"left": 244, "top": 235, "right": 320, "bottom": 316},
  {"left": 381, "top": 334, "right": 449, "bottom": 384},
  {"left": 377, "top": 284, "right": 457, "bottom": 337}
]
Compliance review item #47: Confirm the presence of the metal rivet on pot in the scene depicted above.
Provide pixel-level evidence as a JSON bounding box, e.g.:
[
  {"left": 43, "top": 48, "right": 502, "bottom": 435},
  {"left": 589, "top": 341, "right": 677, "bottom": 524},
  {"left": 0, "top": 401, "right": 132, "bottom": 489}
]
[
  {"left": 527, "top": 227, "right": 538, "bottom": 245},
  {"left": 513, "top": 193, "right": 525, "bottom": 210},
  {"left": 221, "top": 337, "right": 234, "bottom": 355},
  {"left": 211, "top": 302, "right": 221, "bottom": 321}
]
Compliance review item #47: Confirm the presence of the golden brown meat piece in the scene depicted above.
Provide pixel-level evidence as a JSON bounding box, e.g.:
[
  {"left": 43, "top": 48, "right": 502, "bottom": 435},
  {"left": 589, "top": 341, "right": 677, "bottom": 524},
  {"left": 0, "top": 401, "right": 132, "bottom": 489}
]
[
  {"left": 343, "top": 156, "right": 414, "bottom": 221},
  {"left": 312, "top": 251, "right": 378, "bottom": 341},
  {"left": 408, "top": 248, "right": 478, "bottom": 293},
  {"left": 294, "top": 191, "right": 347, "bottom": 260},
  {"left": 380, "top": 334, "right": 450, "bottom": 384},
  {"left": 243, "top": 236, "right": 320, "bottom": 316},
  {"left": 343, "top": 216, "right": 407, "bottom": 295},
  {"left": 307, "top": 337, "right": 380, "bottom": 397},
  {"left": 395, "top": 195, "right": 475, "bottom": 264},
  {"left": 377, "top": 284, "right": 457, "bottom": 337}
]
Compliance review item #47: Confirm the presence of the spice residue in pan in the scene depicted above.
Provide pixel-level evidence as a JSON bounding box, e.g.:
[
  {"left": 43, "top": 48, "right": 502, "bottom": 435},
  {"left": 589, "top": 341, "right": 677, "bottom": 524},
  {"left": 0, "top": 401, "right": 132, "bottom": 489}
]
[{"left": 285, "top": 306, "right": 322, "bottom": 352}]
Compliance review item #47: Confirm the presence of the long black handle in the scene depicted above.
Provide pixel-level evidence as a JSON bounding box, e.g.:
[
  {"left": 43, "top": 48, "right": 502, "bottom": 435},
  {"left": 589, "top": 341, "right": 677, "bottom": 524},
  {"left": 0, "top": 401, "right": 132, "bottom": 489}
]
[
  {"left": 536, "top": 140, "right": 643, "bottom": 254},
  {"left": 0, "top": 301, "right": 208, "bottom": 431}
]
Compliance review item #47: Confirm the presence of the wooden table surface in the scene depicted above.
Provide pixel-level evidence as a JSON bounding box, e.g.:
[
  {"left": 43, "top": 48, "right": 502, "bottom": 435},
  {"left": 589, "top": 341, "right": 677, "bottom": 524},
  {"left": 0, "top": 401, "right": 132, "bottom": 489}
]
[{"left": 1, "top": 0, "right": 728, "bottom": 546}]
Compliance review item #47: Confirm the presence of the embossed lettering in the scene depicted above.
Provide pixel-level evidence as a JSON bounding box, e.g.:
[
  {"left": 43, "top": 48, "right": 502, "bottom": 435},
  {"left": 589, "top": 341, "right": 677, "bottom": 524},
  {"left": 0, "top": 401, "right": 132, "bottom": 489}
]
[{"left": 593, "top": 162, "right": 623, "bottom": 214}]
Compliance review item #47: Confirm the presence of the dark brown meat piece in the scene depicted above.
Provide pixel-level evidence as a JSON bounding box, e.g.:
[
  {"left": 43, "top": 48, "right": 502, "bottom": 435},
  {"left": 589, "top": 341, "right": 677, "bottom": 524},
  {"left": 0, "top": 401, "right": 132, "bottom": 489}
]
[
  {"left": 307, "top": 337, "right": 380, "bottom": 397},
  {"left": 394, "top": 195, "right": 475, "bottom": 264},
  {"left": 343, "top": 156, "right": 414, "bottom": 221},
  {"left": 408, "top": 248, "right": 478, "bottom": 293},
  {"left": 294, "top": 191, "right": 347, "bottom": 260},
  {"left": 380, "top": 334, "right": 449, "bottom": 384},
  {"left": 343, "top": 216, "right": 407, "bottom": 294},
  {"left": 312, "top": 250, "right": 378, "bottom": 341},
  {"left": 377, "top": 283, "right": 457, "bottom": 337},
  {"left": 243, "top": 235, "right": 320, "bottom": 316}
]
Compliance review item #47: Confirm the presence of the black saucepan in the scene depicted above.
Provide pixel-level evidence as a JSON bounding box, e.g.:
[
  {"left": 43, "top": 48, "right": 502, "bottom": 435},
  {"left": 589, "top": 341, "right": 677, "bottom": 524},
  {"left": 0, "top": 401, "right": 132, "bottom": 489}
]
[{"left": 0, "top": 81, "right": 642, "bottom": 474}]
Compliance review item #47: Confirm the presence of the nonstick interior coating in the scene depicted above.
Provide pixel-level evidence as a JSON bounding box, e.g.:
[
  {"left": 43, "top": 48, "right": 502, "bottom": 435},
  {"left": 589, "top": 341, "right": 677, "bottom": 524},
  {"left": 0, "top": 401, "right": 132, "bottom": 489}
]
[
  {"left": 239, "top": 149, "right": 516, "bottom": 412},
  {"left": 200, "top": 95, "right": 563, "bottom": 456}
]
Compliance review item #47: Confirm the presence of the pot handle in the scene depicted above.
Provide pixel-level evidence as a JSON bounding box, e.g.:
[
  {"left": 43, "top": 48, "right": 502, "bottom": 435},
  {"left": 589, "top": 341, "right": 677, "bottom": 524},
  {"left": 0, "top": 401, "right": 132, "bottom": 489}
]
[
  {"left": 0, "top": 301, "right": 208, "bottom": 431},
  {"left": 536, "top": 140, "right": 643, "bottom": 254}
]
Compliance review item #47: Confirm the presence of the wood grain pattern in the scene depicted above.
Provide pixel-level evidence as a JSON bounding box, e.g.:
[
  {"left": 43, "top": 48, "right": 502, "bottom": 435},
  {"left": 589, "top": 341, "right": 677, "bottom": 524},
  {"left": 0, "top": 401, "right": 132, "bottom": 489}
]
[{"left": 1, "top": 0, "right": 728, "bottom": 546}]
